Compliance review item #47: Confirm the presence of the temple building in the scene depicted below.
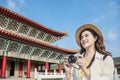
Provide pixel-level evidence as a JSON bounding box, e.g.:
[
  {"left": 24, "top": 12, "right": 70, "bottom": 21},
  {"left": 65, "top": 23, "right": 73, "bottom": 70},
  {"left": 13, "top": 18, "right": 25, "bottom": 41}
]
[
  {"left": 0, "top": 6, "right": 120, "bottom": 79},
  {"left": 0, "top": 6, "right": 78, "bottom": 78}
]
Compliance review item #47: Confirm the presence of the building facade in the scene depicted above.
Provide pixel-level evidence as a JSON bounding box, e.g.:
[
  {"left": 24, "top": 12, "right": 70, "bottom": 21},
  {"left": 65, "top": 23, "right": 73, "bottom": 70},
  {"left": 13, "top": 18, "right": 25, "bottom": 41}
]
[
  {"left": 0, "top": 6, "right": 78, "bottom": 78},
  {"left": 113, "top": 57, "right": 120, "bottom": 75}
]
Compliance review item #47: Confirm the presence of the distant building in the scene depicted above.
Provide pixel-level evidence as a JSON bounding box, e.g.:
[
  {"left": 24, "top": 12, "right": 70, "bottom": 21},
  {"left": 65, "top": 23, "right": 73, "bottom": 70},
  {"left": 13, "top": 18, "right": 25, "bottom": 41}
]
[
  {"left": 0, "top": 6, "right": 78, "bottom": 78},
  {"left": 113, "top": 57, "right": 120, "bottom": 75}
]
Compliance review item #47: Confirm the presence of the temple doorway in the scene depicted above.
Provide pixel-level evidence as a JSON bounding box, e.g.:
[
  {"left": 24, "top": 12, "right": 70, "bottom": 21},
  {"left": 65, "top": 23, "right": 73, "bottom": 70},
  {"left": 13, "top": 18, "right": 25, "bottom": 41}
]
[{"left": 10, "top": 62, "right": 15, "bottom": 76}]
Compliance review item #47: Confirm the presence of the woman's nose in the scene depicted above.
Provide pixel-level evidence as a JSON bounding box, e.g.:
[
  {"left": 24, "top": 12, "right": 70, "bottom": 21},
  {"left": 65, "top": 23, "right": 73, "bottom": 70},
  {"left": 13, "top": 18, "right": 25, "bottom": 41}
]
[{"left": 81, "top": 36, "right": 86, "bottom": 41}]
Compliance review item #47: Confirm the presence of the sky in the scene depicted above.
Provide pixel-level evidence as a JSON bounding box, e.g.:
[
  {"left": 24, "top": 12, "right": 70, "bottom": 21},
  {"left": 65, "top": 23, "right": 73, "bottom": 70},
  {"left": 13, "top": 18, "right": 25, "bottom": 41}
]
[{"left": 0, "top": 0, "right": 120, "bottom": 57}]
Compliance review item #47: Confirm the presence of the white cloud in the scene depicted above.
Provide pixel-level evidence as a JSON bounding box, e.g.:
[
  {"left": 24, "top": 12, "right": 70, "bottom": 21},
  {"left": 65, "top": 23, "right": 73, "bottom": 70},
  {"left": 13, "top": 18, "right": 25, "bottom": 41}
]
[
  {"left": 107, "top": 31, "right": 117, "bottom": 41},
  {"left": 106, "top": 44, "right": 120, "bottom": 57},
  {"left": 109, "top": 1, "right": 119, "bottom": 8},
  {"left": 92, "top": 16, "right": 105, "bottom": 23},
  {"left": 6, "top": 0, "right": 25, "bottom": 14},
  {"left": 19, "top": 0, "right": 25, "bottom": 4},
  {"left": 7, "top": 0, "right": 16, "bottom": 9},
  {"left": 90, "top": 1, "right": 120, "bottom": 23},
  {"left": 109, "top": 1, "right": 120, "bottom": 17}
]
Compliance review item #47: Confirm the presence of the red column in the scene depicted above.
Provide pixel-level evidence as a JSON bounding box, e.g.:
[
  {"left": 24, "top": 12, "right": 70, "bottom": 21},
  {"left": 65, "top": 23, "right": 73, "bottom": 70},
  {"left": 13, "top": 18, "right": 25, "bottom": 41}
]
[
  {"left": 18, "top": 61, "right": 23, "bottom": 77},
  {"left": 27, "top": 59, "right": 31, "bottom": 78},
  {"left": 45, "top": 62, "right": 49, "bottom": 73},
  {"left": 58, "top": 64, "right": 62, "bottom": 74},
  {"left": 0, "top": 59, "right": 2, "bottom": 77},
  {"left": 35, "top": 64, "right": 38, "bottom": 71},
  {"left": 1, "top": 56, "right": 7, "bottom": 78}
]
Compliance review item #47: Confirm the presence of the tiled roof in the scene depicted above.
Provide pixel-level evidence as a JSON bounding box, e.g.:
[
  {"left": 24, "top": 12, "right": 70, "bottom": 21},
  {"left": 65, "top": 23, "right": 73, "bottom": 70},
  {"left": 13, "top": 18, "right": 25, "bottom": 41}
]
[
  {"left": 0, "top": 6, "right": 68, "bottom": 37},
  {"left": 0, "top": 6, "right": 79, "bottom": 54},
  {"left": 0, "top": 24, "right": 79, "bottom": 54}
]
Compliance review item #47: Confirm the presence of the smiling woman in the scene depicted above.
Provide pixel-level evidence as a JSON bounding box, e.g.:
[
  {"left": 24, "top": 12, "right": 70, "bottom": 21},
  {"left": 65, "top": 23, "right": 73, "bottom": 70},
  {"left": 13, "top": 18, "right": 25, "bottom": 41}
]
[{"left": 64, "top": 23, "right": 114, "bottom": 80}]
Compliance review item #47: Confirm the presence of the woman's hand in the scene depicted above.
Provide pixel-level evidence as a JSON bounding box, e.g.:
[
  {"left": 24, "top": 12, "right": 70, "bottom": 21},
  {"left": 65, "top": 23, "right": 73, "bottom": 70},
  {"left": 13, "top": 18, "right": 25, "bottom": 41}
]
[
  {"left": 64, "top": 56, "right": 72, "bottom": 73},
  {"left": 64, "top": 56, "right": 72, "bottom": 80},
  {"left": 76, "top": 54, "right": 90, "bottom": 80},
  {"left": 76, "top": 54, "right": 86, "bottom": 69}
]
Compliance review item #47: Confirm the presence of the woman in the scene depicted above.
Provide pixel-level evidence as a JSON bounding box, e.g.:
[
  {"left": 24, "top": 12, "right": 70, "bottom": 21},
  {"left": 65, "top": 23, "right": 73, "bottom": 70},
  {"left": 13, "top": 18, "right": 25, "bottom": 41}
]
[{"left": 64, "top": 24, "right": 114, "bottom": 80}]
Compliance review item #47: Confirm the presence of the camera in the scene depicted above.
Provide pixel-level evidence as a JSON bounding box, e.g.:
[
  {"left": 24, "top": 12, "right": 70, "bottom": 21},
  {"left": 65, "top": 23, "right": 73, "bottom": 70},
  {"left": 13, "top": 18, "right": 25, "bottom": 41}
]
[
  {"left": 68, "top": 55, "right": 77, "bottom": 63},
  {"left": 68, "top": 54, "right": 82, "bottom": 63}
]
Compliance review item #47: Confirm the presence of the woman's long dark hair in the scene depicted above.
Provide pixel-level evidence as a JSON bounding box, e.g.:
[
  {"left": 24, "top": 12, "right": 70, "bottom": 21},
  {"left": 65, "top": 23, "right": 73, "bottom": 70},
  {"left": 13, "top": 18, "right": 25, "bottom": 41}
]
[{"left": 79, "top": 28, "right": 112, "bottom": 56}]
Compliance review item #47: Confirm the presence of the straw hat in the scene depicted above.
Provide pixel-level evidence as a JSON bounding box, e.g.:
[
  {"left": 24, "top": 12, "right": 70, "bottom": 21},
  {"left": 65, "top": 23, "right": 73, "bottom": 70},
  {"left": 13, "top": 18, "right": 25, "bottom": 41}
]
[{"left": 75, "top": 23, "right": 103, "bottom": 47}]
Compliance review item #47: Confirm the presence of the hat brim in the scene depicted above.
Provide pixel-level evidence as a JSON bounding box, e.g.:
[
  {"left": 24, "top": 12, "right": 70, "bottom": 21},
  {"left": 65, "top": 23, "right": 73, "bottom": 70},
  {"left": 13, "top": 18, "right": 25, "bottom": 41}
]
[{"left": 75, "top": 24, "right": 103, "bottom": 47}]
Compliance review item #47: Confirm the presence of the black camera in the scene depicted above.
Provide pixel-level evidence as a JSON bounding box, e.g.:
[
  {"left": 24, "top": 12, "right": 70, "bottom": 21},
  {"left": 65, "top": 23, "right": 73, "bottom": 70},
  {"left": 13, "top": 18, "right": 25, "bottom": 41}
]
[{"left": 68, "top": 55, "right": 77, "bottom": 63}]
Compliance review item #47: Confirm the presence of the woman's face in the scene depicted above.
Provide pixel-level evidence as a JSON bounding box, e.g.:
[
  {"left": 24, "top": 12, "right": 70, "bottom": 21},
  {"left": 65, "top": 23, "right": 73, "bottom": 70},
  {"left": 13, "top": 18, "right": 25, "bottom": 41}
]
[{"left": 80, "top": 30, "right": 97, "bottom": 49}]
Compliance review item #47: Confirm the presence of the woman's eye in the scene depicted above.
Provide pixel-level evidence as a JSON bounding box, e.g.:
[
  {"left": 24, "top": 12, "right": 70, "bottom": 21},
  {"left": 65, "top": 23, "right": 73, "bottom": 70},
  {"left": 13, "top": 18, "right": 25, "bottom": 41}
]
[{"left": 85, "top": 34, "right": 88, "bottom": 37}]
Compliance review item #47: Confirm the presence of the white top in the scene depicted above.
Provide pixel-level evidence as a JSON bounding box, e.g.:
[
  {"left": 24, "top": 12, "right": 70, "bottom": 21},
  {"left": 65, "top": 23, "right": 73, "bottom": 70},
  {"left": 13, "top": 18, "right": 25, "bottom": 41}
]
[{"left": 64, "top": 51, "right": 114, "bottom": 80}]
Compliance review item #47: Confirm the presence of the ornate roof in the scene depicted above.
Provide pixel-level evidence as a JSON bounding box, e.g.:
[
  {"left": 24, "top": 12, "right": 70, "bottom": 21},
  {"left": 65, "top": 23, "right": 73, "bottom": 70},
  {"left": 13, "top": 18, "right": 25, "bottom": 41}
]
[
  {"left": 0, "top": 6, "right": 67, "bottom": 37},
  {"left": 0, "top": 6, "right": 79, "bottom": 54},
  {"left": 0, "top": 28, "right": 79, "bottom": 54}
]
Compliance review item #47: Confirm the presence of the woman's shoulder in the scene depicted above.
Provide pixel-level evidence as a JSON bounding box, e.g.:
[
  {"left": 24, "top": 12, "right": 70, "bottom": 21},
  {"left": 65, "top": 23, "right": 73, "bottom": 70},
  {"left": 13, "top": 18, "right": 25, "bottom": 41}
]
[
  {"left": 96, "top": 52, "right": 113, "bottom": 61},
  {"left": 103, "top": 55, "right": 113, "bottom": 62}
]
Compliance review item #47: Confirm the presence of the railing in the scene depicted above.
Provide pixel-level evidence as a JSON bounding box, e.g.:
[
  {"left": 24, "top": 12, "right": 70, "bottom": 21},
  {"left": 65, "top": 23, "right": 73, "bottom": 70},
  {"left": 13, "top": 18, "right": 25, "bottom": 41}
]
[
  {"left": 113, "top": 68, "right": 120, "bottom": 80},
  {"left": 34, "top": 68, "right": 120, "bottom": 80},
  {"left": 34, "top": 68, "right": 65, "bottom": 80},
  {"left": 113, "top": 75, "right": 120, "bottom": 80}
]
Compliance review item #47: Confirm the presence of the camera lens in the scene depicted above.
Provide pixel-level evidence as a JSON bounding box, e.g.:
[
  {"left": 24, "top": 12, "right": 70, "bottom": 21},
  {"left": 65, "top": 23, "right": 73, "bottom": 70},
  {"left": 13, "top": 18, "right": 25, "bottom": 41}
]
[{"left": 68, "top": 55, "right": 77, "bottom": 63}]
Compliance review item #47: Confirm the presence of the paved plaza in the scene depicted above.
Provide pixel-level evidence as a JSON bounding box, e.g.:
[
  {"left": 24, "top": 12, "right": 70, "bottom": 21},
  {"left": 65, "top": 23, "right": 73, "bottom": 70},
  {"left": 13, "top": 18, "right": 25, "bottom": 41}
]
[
  {"left": 0, "top": 77, "right": 61, "bottom": 80},
  {"left": 0, "top": 77, "right": 35, "bottom": 80}
]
